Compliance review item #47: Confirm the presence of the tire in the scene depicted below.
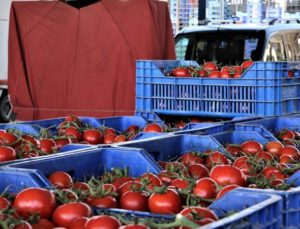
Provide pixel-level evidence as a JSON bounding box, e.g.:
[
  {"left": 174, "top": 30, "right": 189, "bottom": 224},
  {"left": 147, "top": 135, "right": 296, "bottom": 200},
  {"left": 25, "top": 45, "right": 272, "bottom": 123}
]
[{"left": 0, "top": 95, "right": 13, "bottom": 123}]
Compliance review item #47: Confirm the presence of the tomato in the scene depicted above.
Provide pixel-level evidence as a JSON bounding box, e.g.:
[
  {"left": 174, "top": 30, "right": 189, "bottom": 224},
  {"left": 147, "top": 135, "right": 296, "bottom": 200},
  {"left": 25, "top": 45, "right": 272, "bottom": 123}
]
[
  {"left": 118, "top": 181, "right": 142, "bottom": 196},
  {"left": 39, "top": 139, "right": 57, "bottom": 154},
  {"left": 64, "top": 127, "right": 82, "bottom": 142},
  {"left": 126, "top": 125, "right": 139, "bottom": 134},
  {"left": 158, "top": 170, "right": 179, "bottom": 184},
  {"left": 143, "top": 123, "right": 163, "bottom": 133},
  {"left": 210, "top": 165, "right": 247, "bottom": 187},
  {"left": 0, "top": 196, "right": 10, "bottom": 210},
  {"left": 256, "top": 151, "right": 273, "bottom": 161},
  {"left": 148, "top": 189, "right": 181, "bottom": 214},
  {"left": 112, "top": 177, "right": 133, "bottom": 190},
  {"left": 20, "top": 150, "right": 39, "bottom": 159},
  {"left": 54, "top": 138, "right": 72, "bottom": 150},
  {"left": 226, "top": 145, "right": 242, "bottom": 157},
  {"left": 216, "top": 184, "right": 239, "bottom": 199},
  {"left": 69, "top": 217, "right": 88, "bottom": 229},
  {"left": 233, "top": 156, "right": 253, "bottom": 175},
  {"left": 0, "top": 146, "right": 16, "bottom": 162},
  {"left": 179, "top": 207, "right": 218, "bottom": 227},
  {"left": 197, "top": 69, "right": 207, "bottom": 77},
  {"left": 0, "top": 131, "right": 18, "bottom": 146},
  {"left": 82, "top": 129, "right": 103, "bottom": 145},
  {"left": 203, "top": 62, "right": 218, "bottom": 72},
  {"left": 138, "top": 173, "right": 162, "bottom": 187},
  {"left": 188, "top": 164, "right": 209, "bottom": 179},
  {"left": 193, "top": 178, "right": 218, "bottom": 199},
  {"left": 85, "top": 215, "right": 121, "bottom": 229},
  {"left": 171, "top": 67, "right": 191, "bottom": 77},
  {"left": 22, "top": 135, "right": 39, "bottom": 146},
  {"left": 13, "top": 188, "right": 57, "bottom": 219},
  {"left": 280, "top": 146, "right": 300, "bottom": 158},
  {"left": 119, "top": 225, "right": 150, "bottom": 229},
  {"left": 208, "top": 70, "right": 220, "bottom": 78},
  {"left": 72, "top": 182, "right": 90, "bottom": 191},
  {"left": 114, "top": 135, "right": 127, "bottom": 143},
  {"left": 279, "top": 154, "right": 296, "bottom": 164},
  {"left": 120, "top": 191, "right": 148, "bottom": 211},
  {"left": 169, "top": 178, "right": 190, "bottom": 191},
  {"left": 178, "top": 151, "right": 204, "bottom": 166},
  {"left": 13, "top": 221, "right": 32, "bottom": 229},
  {"left": 86, "top": 195, "right": 117, "bottom": 208},
  {"left": 31, "top": 218, "right": 55, "bottom": 229},
  {"left": 279, "top": 130, "right": 296, "bottom": 140},
  {"left": 48, "top": 171, "right": 73, "bottom": 189},
  {"left": 240, "top": 140, "right": 263, "bottom": 155},
  {"left": 52, "top": 202, "right": 92, "bottom": 227},
  {"left": 64, "top": 115, "right": 81, "bottom": 124},
  {"left": 265, "top": 141, "right": 284, "bottom": 158},
  {"left": 262, "top": 167, "right": 281, "bottom": 178},
  {"left": 241, "top": 60, "right": 254, "bottom": 69},
  {"left": 103, "top": 133, "right": 117, "bottom": 144},
  {"left": 206, "top": 151, "right": 229, "bottom": 168},
  {"left": 219, "top": 70, "right": 231, "bottom": 78}
]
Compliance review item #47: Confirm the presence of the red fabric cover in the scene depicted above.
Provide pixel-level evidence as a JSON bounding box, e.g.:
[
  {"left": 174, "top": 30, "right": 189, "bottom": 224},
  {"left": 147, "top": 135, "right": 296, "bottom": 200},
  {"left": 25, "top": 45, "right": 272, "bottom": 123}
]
[{"left": 8, "top": 0, "right": 175, "bottom": 120}]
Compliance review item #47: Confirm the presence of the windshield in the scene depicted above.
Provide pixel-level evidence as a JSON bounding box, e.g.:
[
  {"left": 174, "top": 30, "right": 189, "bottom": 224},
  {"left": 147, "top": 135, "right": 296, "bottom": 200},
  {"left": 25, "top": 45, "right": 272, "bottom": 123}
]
[{"left": 175, "top": 30, "right": 265, "bottom": 65}]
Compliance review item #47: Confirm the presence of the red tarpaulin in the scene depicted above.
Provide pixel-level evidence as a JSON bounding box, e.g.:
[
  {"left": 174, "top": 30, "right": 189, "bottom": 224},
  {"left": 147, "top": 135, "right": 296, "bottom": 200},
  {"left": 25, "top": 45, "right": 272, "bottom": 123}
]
[{"left": 8, "top": 0, "right": 175, "bottom": 120}]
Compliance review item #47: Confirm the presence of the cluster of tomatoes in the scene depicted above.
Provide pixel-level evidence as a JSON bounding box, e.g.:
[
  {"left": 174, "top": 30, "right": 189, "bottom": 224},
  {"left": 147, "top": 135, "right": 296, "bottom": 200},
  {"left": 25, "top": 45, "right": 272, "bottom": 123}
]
[
  {"left": 277, "top": 129, "right": 300, "bottom": 148},
  {"left": 167, "top": 60, "right": 254, "bottom": 79},
  {"left": 0, "top": 115, "right": 168, "bottom": 163}
]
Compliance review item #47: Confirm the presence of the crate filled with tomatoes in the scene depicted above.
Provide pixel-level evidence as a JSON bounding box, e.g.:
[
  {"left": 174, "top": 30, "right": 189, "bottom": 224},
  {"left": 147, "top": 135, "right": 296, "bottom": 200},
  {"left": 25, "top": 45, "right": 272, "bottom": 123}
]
[
  {"left": 136, "top": 60, "right": 300, "bottom": 118},
  {"left": 0, "top": 145, "right": 282, "bottom": 228}
]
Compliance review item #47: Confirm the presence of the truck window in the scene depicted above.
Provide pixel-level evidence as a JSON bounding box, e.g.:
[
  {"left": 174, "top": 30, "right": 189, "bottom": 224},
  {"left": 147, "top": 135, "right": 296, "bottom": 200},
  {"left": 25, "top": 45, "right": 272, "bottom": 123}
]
[
  {"left": 284, "top": 32, "right": 300, "bottom": 61},
  {"left": 175, "top": 30, "right": 265, "bottom": 65},
  {"left": 263, "top": 34, "right": 285, "bottom": 61}
]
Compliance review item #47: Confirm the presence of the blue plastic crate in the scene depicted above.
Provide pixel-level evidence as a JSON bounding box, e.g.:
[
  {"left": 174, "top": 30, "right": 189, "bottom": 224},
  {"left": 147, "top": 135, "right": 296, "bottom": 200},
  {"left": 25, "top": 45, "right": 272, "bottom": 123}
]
[
  {"left": 241, "top": 180, "right": 300, "bottom": 229},
  {"left": 0, "top": 147, "right": 161, "bottom": 194},
  {"left": 136, "top": 60, "right": 300, "bottom": 118},
  {"left": 235, "top": 117, "right": 300, "bottom": 143},
  {"left": 116, "top": 134, "right": 232, "bottom": 162},
  {"left": 94, "top": 189, "right": 282, "bottom": 229}
]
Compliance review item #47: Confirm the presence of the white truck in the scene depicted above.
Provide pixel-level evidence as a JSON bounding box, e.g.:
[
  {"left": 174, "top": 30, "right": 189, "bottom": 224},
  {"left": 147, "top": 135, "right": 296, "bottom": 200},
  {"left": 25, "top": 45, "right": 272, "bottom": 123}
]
[{"left": 0, "top": 0, "right": 12, "bottom": 122}]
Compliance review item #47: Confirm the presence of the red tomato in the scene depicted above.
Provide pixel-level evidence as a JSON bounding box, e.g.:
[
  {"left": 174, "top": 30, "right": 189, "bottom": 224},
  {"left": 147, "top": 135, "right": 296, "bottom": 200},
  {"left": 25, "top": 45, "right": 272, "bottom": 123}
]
[
  {"left": 193, "top": 178, "right": 218, "bottom": 199},
  {"left": 13, "top": 188, "right": 57, "bottom": 219},
  {"left": 233, "top": 156, "right": 253, "bottom": 176},
  {"left": 226, "top": 145, "right": 242, "bottom": 157},
  {"left": 279, "top": 130, "right": 296, "bottom": 140},
  {"left": 31, "top": 218, "right": 55, "bottom": 229},
  {"left": 103, "top": 133, "right": 117, "bottom": 144},
  {"left": 0, "top": 131, "right": 18, "bottom": 146},
  {"left": 169, "top": 178, "right": 190, "bottom": 191},
  {"left": 48, "top": 171, "right": 73, "bottom": 189},
  {"left": 178, "top": 151, "right": 204, "bottom": 166},
  {"left": 208, "top": 70, "right": 220, "bottom": 78},
  {"left": 197, "top": 69, "right": 207, "bottom": 77},
  {"left": 256, "top": 151, "right": 274, "bottom": 161},
  {"left": 21, "top": 135, "right": 39, "bottom": 146},
  {"left": 158, "top": 171, "right": 179, "bottom": 184},
  {"left": 86, "top": 196, "right": 117, "bottom": 208},
  {"left": 64, "top": 115, "right": 81, "bottom": 123},
  {"left": 240, "top": 140, "right": 263, "bottom": 156},
  {"left": 85, "top": 215, "right": 121, "bottom": 229},
  {"left": 188, "top": 164, "right": 209, "bottom": 179},
  {"left": 0, "top": 146, "right": 16, "bottom": 162},
  {"left": 83, "top": 129, "right": 103, "bottom": 145},
  {"left": 52, "top": 202, "right": 92, "bottom": 228},
  {"left": 206, "top": 151, "right": 229, "bottom": 168},
  {"left": 280, "top": 146, "right": 300, "bottom": 158},
  {"left": 126, "top": 125, "right": 139, "bottom": 134},
  {"left": 203, "top": 62, "right": 218, "bottom": 72},
  {"left": 112, "top": 177, "right": 133, "bottom": 190},
  {"left": 64, "top": 127, "right": 82, "bottom": 142},
  {"left": 103, "top": 128, "right": 116, "bottom": 135},
  {"left": 219, "top": 70, "right": 231, "bottom": 78},
  {"left": 119, "top": 225, "right": 150, "bottom": 229},
  {"left": 265, "top": 141, "right": 284, "bottom": 158},
  {"left": 138, "top": 173, "right": 162, "bottom": 187},
  {"left": 0, "top": 196, "right": 10, "bottom": 210},
  {"left": 279, "top": 154, "right": 296, "bottom": 164},
  {"left": 39, "top": 139, "right": 57, "bottom": 154},
  {"left": 69, "top": 217, "right": 88, "bottom": 229},
  {"left": 216, "top": 184, "right": 239, "bottom": 199},
  {"left": 143, "top": 123, "right": 163, "bottom": 133},
  {"left": 241, "top": 60, "right": 254, "bottom": 69},
  {"left": 262, "top": 166, "right": 281, "bottom": 178},
  {"left": 72, "top": 182, "right": 90, "bottom": 191},
  {"left": 54, "top": 138, "right": 71, "bottom": 150},
  {"left": 114, "top": 135, "right": 127, "bottom": 143},
  {"left": 210, "top": 165, "right": 247, "bottom": 187},
  {"left": 172, "top": 67, "right": 192, "bottom": 77},
  {"left": 148, "top": 189, "right": 181, "bottom": 214},
  {"left": 13, "top": 221, "right": 32, "bottom": 229},
  {"left": 180, "top": 207, "right": 218, "bottom": 227},
  {"left": 118, "top": 181, "right": 142, "bottom": 196},
  {"left": 120, "top": 191, "right": 149, "bottom": 211}
]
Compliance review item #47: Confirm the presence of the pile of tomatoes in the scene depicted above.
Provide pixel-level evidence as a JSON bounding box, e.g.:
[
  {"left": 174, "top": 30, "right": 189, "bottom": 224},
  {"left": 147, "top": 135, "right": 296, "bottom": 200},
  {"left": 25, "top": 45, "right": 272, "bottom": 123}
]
[
  {"left": 0, "top": 115, "right": 168, "bottom": 163},
  {"left": 167, "top": 60, "right": 254, "bottom": 78}
]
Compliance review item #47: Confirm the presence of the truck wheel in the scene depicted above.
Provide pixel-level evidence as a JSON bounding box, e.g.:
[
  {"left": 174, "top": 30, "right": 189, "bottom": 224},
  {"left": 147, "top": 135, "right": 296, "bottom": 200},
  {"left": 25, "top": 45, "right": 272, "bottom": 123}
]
[{"left": 0, "top": 95, "right": 12, "bottom": 122}]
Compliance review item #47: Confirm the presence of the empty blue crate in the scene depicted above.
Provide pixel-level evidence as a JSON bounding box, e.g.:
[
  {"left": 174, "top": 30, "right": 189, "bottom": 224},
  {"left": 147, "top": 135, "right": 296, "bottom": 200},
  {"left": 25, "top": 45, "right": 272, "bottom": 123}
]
[
  {"left": 235, "top": 116, "right": 300, "bottom": 143},
  {"left": 0, "top": 147, "right": 161, "bottom": 194},
  {"left": 136, "top": 60, "right": 300, "bottom": 118},
  {"left": 116, "top": 134, "right": 232, "bottom": 161}
]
